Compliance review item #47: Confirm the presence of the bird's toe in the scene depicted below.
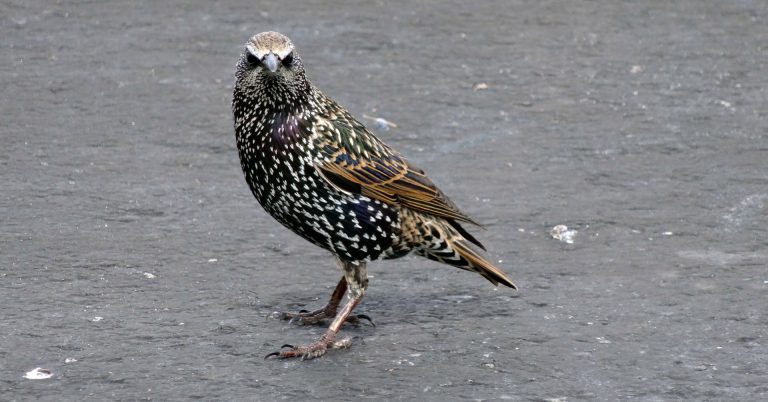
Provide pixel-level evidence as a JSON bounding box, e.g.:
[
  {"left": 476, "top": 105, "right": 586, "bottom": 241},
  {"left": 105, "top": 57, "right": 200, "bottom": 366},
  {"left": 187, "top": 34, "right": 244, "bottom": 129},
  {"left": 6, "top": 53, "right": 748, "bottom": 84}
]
[{"left": 264, "top": 336, "right": 353, "bottom": 360}]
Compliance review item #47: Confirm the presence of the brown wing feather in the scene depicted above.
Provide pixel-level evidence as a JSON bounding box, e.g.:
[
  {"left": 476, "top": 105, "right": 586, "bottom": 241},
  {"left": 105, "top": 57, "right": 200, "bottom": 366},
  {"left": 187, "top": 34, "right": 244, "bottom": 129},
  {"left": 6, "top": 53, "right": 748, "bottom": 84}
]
[
  {"left": 317, "top": 159, "right": 480, "bottom": 226},
  {"left": 312, "top": 115, "right": 480, "bottom": 226}
]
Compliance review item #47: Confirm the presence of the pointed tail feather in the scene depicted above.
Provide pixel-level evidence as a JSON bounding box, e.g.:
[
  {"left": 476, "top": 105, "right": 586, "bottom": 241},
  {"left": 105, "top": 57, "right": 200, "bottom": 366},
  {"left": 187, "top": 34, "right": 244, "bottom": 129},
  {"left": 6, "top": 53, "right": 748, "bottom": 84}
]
[
  {"left": 447, "top": 219, "right": 486, "bottom": 251},
  {"left": 420, "top": 233, "right": 517, "bottom": 289},
  {"left": 405, "top": 213, "right": 517, "bottom": 289},
  {"left": 450, "top": 240, "right": 517, "bottom": 289}
]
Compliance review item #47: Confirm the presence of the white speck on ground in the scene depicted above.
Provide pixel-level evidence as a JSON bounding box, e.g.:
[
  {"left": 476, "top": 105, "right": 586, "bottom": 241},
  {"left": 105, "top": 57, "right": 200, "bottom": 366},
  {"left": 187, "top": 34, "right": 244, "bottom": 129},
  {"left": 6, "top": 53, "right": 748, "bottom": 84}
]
[
  {"left": 24, "top": 368, "right": 53, "bottom": 380},
  {"left": 550, "top": 225, "right": 577, "bottom": 244}
]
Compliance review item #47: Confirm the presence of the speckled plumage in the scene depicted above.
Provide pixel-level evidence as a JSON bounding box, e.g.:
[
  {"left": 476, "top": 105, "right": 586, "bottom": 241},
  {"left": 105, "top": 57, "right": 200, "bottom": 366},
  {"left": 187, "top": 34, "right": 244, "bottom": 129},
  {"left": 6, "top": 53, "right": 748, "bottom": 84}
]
[{"left": 232, "top": 32, "right": 515, "bottom": 359}]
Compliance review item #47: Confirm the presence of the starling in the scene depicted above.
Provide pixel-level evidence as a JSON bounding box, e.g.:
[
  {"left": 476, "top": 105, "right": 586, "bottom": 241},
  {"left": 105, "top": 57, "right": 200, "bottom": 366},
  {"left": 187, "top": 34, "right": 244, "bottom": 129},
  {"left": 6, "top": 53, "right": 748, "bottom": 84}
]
[{"left": 232, "top": 31, "right": 516, "bottom": 360}]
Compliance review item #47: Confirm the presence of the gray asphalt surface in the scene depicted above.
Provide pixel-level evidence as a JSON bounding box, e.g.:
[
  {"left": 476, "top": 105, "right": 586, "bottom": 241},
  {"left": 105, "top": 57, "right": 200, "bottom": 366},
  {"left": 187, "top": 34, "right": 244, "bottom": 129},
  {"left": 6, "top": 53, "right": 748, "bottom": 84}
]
[{"left": 2, "top": 0, "right": 767, "bottom": 400}]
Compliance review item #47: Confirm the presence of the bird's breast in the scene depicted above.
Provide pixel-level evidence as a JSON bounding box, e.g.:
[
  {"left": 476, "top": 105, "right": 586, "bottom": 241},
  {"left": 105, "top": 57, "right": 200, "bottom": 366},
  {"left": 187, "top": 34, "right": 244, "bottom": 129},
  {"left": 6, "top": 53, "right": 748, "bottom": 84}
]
[{"left": 234, "top": 102, "right": 402, "bottom": 261}]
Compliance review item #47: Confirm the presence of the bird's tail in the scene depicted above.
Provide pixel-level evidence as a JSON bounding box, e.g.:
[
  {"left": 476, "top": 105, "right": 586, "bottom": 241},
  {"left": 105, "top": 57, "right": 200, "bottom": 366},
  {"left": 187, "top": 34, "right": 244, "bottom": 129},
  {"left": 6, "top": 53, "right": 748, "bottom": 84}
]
[{"left": 419, "top": 221, "right": 517, "bottom": 289}]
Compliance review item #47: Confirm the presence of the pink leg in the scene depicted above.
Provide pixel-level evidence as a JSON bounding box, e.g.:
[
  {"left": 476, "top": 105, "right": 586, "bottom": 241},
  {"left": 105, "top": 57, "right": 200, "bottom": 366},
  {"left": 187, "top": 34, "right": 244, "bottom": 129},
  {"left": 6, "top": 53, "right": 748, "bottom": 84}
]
[
  {"left": 266, "top": 293, "right": 362, "bottom": 360},
  {"left": 265, "top": 259, "right": 370, "bottom": 360}
]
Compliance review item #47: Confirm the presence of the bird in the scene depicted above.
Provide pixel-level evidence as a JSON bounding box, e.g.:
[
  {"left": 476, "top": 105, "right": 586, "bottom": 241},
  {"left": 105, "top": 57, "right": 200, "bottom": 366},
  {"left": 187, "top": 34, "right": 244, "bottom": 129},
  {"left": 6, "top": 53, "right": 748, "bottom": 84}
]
[{"left": 232, "top": 31, "right": 516, "bottom": 360}]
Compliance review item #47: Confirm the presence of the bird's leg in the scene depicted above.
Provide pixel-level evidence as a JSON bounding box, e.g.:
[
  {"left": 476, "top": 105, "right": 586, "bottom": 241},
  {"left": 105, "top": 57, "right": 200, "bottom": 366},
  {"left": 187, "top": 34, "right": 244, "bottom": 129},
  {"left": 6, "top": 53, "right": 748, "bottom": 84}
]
[
  {"left": 271, "top": 273, "right": 374, "bottom": 326},
  {"left": 266, "top": 260, "right": 368, "bottom": 360},
  {"left": 271, "top": 276, "right": 348, "bottom": 325}
]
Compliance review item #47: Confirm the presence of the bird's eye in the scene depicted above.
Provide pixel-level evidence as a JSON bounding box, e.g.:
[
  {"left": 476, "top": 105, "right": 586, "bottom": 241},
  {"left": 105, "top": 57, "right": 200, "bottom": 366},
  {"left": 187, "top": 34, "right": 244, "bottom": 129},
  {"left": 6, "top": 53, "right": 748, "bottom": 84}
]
[
  {"left": 282, "top": 52, "right": 294, "bottom": 66},
  {"left": 246, "top": 52, "right": 260, "bottom": 66}
]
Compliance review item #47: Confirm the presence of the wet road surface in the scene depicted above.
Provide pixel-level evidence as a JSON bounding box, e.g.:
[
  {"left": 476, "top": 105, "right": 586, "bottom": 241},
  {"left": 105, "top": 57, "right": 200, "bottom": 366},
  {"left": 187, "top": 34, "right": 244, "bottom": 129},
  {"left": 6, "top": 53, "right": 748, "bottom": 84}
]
[{"left": 2, "top": 1, "right": 767, "bottom": 400}]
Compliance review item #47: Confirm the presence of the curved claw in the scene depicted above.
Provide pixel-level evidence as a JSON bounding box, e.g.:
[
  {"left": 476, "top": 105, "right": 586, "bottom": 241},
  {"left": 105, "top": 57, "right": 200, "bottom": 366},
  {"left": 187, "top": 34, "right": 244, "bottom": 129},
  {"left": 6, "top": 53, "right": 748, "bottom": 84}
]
[
  {"left": 264, "top": 351, "right": 281, "bottom": 360},
  {"left": 355, "top": 314, "right": 376, "bottom": 327},
  {"left": 280, "top": 344, "right": 295, "bottom": 349},
  {"left": 298, "top": 309, "right": 310, "bottom": 314}
]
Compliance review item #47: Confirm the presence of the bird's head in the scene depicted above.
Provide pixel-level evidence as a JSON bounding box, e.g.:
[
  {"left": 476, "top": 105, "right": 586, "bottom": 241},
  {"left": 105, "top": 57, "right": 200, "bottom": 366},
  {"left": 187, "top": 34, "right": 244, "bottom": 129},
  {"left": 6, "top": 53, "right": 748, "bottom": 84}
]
[{"left": 235, "top": 31, "right": 309, "bottom": 100}]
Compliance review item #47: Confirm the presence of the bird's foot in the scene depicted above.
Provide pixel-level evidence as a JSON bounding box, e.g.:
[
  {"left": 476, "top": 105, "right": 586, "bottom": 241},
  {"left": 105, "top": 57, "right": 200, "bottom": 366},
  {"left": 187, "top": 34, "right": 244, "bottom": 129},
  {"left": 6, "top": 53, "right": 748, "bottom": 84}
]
[
  {"left": 264, "top": 335, "right": 352, "bottom": 360},
  {"left": 269, "top": 307, "right": 332, "bottom": 325},
  {"left": 269, "top": 309, "right": 374, "bottom": 327},
  {"left": 265, "top": 287, "right": 365, "bottom": 361}
]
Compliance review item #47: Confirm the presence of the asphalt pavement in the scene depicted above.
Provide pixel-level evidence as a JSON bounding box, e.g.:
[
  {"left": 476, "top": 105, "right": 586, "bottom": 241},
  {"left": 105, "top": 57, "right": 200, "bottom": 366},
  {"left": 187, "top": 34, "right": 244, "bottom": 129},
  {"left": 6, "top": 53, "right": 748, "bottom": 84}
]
[{"left": 2, "top": 1, "right": 767, "bottom": 400}]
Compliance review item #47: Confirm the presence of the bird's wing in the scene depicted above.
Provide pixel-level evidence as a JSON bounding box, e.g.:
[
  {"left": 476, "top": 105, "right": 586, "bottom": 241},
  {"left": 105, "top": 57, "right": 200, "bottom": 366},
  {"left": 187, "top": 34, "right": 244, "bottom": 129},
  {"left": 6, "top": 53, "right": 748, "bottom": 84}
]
[{"left": 311, "top": 111, "right": 481, "bottom": 226}]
